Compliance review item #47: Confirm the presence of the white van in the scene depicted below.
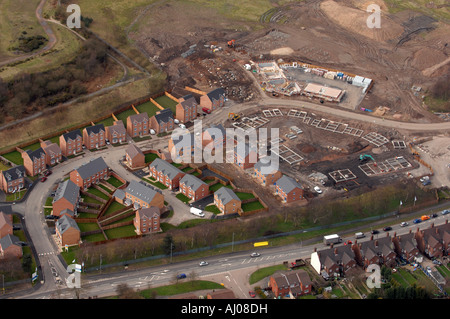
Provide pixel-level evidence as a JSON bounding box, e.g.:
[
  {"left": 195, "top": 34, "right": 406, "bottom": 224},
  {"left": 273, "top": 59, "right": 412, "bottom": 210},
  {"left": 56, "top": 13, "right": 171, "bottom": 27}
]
[
  {"left": 355, "top": 232, "right": 365, "bottom": 239},
  {"left": 190, "top": 207, "right": 205, "bottom": 217}
]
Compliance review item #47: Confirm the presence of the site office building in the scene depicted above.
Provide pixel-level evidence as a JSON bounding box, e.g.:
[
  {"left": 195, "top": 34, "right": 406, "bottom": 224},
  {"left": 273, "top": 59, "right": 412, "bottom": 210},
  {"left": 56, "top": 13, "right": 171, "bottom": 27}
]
[{"left": 70, "top": 157, "right": 111, "bottom": 190}]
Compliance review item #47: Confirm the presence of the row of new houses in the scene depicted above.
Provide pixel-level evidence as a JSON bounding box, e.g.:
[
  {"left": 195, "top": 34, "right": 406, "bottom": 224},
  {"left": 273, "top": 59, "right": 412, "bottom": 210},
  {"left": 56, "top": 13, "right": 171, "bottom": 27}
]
[{"left": 311, "top": 221, "right": 450, "bottom": 279}]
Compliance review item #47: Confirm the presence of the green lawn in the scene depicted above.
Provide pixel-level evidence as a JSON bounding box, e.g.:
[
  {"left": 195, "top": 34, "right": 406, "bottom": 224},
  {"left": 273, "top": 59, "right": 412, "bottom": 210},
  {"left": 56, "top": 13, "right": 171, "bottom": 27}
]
[
  {"left": 154, "top": 95, "right": 178, "bottom": 114},
  {"left": 249, "top": 264, "right": 287, "bottom": 285},
  {"left": 204, "top": 204, "right": 221, "bottom": 215},
  {"left": 2, "top": 151, "right": 24, "bottom": 165},
  {"left": 77, "top": 223, "right": 101, "bottom": 232},
  {"left": 104, "top": 224, "right": 136, "bottom": 239},
  {"left": 105, "top": 176, "right": 124, "bottom": 188},
  {"left": 115, "top": 108, "right": 138, "bottom": 128},
  {"left": 209, "top": 183, "right": 232, "bottom": 192},
  {"left": 139, "top": 280, "right": 224, "bottom": 298},
  {"left": 241, "top": 200, "right": 264, "bottom": 212},
  {"left": 136, "top": 101, "right": 161, "bottom": 118},
  {"left": 87, "top": 188, "right": 110, "bottom": 201},
  {"left": 96, "top": 116, "right": 115, "bottom": 127},
  {"left": 103, "top": 201, "right": 126, "bottom": 217},
  {"left": 235, "top": 192, "right": 255, "bottom": 200},
  {"left": 145, "top": 153, "right": 159, "bottom": 163},
  {"left": 176, "top": 193, "right": 191, "bottom": 203}
]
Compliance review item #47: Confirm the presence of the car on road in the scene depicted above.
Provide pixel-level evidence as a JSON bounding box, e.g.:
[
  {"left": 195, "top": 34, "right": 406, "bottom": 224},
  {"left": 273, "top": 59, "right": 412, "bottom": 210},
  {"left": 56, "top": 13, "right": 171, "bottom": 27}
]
[
  {"left": 314, "top": 186, "right": 323, "bottom": 194},
  {"left": 249, "top": 291, "right": 256, "bottom": 298},
  {"left": 45, "top": 215, "right": 59, "bottom": 220},
  {"left": 250, "top": 252, "right": 261, "bottom": 258},
  {"left": 371, "top": 230, "right": 379, "bottom": 235},
  {"left": 199, "top": 261, "right": 208, "bottom": 266},
  {"left": 421, "top": 215, "right": 430, "bottom": 221},
  {"left": 178, "top": 124, "right": 186, "bottom": 129},
  {"left": 177, "top": 273, "right": 187, "bottom": 279},
  {"left": 413, "top": 218, "right": 422, "bottom": 224},
  {"left": 426, "top": 266, "right": 432, "bottom": 274},
  {"left": 344, "top": 240, "right": 352, "bottom": 245},
  {"left": 432, "top": 259, "right": 442, "bottom": 265},
  {"left": 400, "top": 222, "right": 409, "bottom": 227},
  {"left": 430, "top": 213, "right": 438, "bottom": 218},
  {"left": 442, "top": 209, "right": 449, "bottom": 215},
  {"left": 44, "top": 170, "right": 52, "bottom": 177},
  {"left": 383, "top": 226, "right": 392, "bottom": 231},
  {"left": 40, "top": 177, "right": 47, "bottom": 182}
]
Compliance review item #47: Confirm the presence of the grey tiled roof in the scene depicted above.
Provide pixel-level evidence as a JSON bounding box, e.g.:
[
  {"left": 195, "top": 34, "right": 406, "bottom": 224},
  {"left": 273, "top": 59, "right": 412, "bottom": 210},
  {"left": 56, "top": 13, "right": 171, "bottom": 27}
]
[
  {"left": 62, "top": 129, "right": 82, "bottom": 142},
  {"left": 85, "top": 124, "right": 105, "bottom": 135},
  {"left": 75, "top": 157, "right": 108, "bottom": 180},
  {"left": 138, "top": 206, "right": 160, "bottom": 219},
  {"left": 2, "top": 165, "right": 26, "bottom": 181},
  {"left": 53, "top": 180, "right": 80, "bottom": 206},
  {"left": 154, "top": 109, "right": 174, "bottom": 124},
  {"left": 206, "top": 88, "right": 225, "bottom": 101},
  {"left": 126, "top": 144, "right": 144, "bottom": 159},
  {"left": 214, "top": 187, "right": 240, "bottom": 205},
  {"left": 125, "top": 180, "right": 159, "bottom": 204},
  {"left": 180, "top": 174, "right": 207, "bottom": 191},
  {"left": 0, "top": 234, "right": 20, "bottom": 250},
  {"left": 276, "top": 175, "right": 303, "bottom": 193},
  {"left": 128, "top": 112, "right": 149, "bottom": 123},
  {"left": 25, "top": 148, "right": 45, "bottom": 161},
  {"left": 149, "top": 158, "right": 184, "bottom": 180},
  {"left": 56, "top": 215, "right": 80, "bottom": 235}
]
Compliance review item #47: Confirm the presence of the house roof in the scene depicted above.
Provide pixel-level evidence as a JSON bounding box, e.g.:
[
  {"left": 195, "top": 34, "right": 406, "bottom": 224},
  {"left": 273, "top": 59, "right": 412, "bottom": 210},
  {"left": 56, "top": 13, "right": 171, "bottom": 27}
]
[
  {"left": 0, "top": 211, "right": 12, "bottom": 229},
  {"left": 154, "top": 108, "right": 173, "bottom": 124},
  {"left": 128, "top": 112, "right": 149, "bottom": 124},
  {"left": 2, "top": 165, "right": 26, "bottom": 181},
  {"left": 203, "top": 124, "right": 226, "bottom": 140},
  {"left": 56, "top": 215, "right": 80, "bottom": 235},
  {"left": 60, "top": 209, "right": 75, "bottom": 218},
  {"left": 254, "top": 157, "right": 279, "bottom": 175},
  {"left": 25, "top": 148, "right": 45, "bottom": 161},
  {"left": 43, "top": 142, "right": 62, "bottom": 156},
  {"left": 317, "top": 245, "right": 356, "bottom": 267},
  {"left": 84, "top": 124, "right": 105, "bottom": 135},
  {"left": 276, "top": 175, "right": 303, "bottom": 193},
  {"left": 62, "top": 129, "right": 82, "bottom": 142},
  {"left": 180, "top": 174, "right": 207, "bottom": 191},
  {"left": 125, "top": 180, "right": 160, "bottom": 204},
  {"left": 207, "top": 289, "right": 236, "bottom": 299},
  {"left": 126, "top": 144, "right": 144, "bottom": 159},
  {"left": 53, "top": 180, "right": 80, "bottom": 206},
  {"left": 214, "top": 187, "right": 240, "bottom": 205},
  {"left": 137, "top": 206, "right": 160, "bottom": 219},
  {"left": 272, "top": 269, "right": 312, "bottom": 289},
  {"left": 360, "top": 236, "right": 394, "bottom": 258},
  {"left": 179, "top": 94, "right": 198, "bottom": 109},
  {"left": 149, "top": 158, "right": 184, "bottom": 180},
  {"left": 75, "top": 157, "right": 108, "bottom": 180},
  {"left": 422, "top": 223, "right": 450, "bottom": 246},
  {"left": 0, "top": 234, "right": 20, "bottom": 250},
  {"left": 205, "top": 88, "right": 225, "bottom": 101},
  {"left": 108, "top": 120, "right": 126, "bottom": 135}
]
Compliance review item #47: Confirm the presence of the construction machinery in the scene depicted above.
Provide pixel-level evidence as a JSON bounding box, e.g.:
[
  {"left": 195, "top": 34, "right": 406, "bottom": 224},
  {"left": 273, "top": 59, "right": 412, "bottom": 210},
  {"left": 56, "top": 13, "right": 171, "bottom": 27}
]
[
  {"left": 228, "top": 112, "right": 241, "bottom": 121},
  {"left": 359, "top": 154, "right": 375, "bottom": 164},
  {"left": 227, "top": 39, "right": 236, "bottom": 48}
]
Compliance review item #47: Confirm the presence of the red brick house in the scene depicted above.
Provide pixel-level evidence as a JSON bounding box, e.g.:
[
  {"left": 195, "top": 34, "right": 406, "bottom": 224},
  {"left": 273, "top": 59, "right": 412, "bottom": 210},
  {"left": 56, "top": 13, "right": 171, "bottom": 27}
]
[
  {"left": 0, "top": 165, "right": 26, "bottom": 194},
  {"left": 114, "top": 180, "right": 164, "bottom": 210},
  {"left": 275, "top": 175, "right": 305, "bottom": 203},
  {"left": 40, "top": 140, "right": 62, "bottom": 166},
  {"left": 55, "top": 215, "right": 81, "bottom": 247},
  {"left": 355, "top": 235, "right": 397, "bottom": 269},
  {"left": 70, "top": 157, "right": 110, "bottom": 190},
  {"left": 269, "top": 269, "right": 313, "bottom": 298},
  {"left": 214, "top": 187, "right": 241, "bottom": 215},
  {"left": 52, "top": 180, "right": 80, "bottom": 217},
  {"left": 22, "top": 148, "right": 46, "bottom": 176},
  {"left": 60, "top": 129, "right": 83, "bottom": 157},
  {"left": 0, "top": 234, "right": 22, "bottom": 259},
  {"left": 393, "top": 231, "right": 420, "bottom": 263},
  {"left": 415, "top": 221, "right": 450, "bottom": 258},
  {"left": 200, "top": 88, "right": 225, "bottom": 112},
  {"left": 133, "top": 206, "right": 161, "bottom": 235},
  {"left": 179, "top": 174, "right": 209, "bottom": 202},
  {"left": 127, "top": 112, "right": 150, "bottom": 138},
  {"left": 106, "top": 120, "right": 127, "bottom": 144},
  {"left": 0, "top": 211, "right": 13, "bottom": 238},
  {"left": 83, "top": 124, "right": 106, "bottom": 150},
  {"left": 148, "top": 158, "right": 185, "bottom": 190},
  {"left": 234, "top": 143, "right": 258, "bottom": 170},
  {"left": 311, "top": 245, "right": 358, "bottom": 279},
  {"left": 150, "top": 109, "right": 174, "bottom": 134},
  {"left": 125, "top": 144, "right": 145, "bottom": 169},
  {"left": 202, "top": 124, "right": 227, "bottom": 150},
  {"left": 176, "top": 94, "right": 198, "bottom": 123},
  {"left": 253, "top": 158, "right": 282, "bottom": 186}
]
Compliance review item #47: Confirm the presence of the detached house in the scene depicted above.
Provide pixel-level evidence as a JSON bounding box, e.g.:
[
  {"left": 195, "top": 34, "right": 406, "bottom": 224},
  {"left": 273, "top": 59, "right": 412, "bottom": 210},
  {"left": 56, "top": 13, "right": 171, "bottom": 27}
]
[
  {"left": 311, "top": 245, "right": 358, "bottom": 279},
  {"left": 179, "top": 174, "right": 209, "bottom": 202},
  {"left": 0, "top": 165, "right": 26, "bottom": 194},
  {"left": 253, "top": 158, "right": 282, "bottom": 186},
  {"left": 200, "top": 88, "right": 225, "bottom": 112},
  {"left": 234, "top": 143, "right": 258, "bottom": 170},
  {"left": 60, "top": 129, "right": 83, "bottom": 157},
  {"left": 149, "top": 158, "right": 185, "bottom": 190},
  {"left": 150, "top": 109, "right": 174, "bottom": 134},
  {"left": 127, "top": 112, "right": 149, "bottom": 138},
  {"left": 133, "top": 206, "right": 161, "bottom": 235},
  {"left": 0, "top": 234, "right": 22, "bottom": 258},
  {"left": 22, "top": 148, "right": 46, "bottom": 176},
  {"left": 115, "top": 180, "right": 164, "bottom": 210},
  {"left": 214, "top": 187, "right": 241, "bottom": 215},
  {"left": 125, "top": 144, "right": 145, "bottom": 169},
  {"left": 83, "top": 124, "right": 106, "bottom": 150},
  {"left": 52, "top": 180, "right": 80, "bottom": 217},
  {"left": 70, "top": 157, "right": 110, "bottom": 190},
  {"left": 55, "top": 215, "right": 81, "bottom": 247},
  {"left": 269, "top": 269, "right": 313, "bottom": 298},
  {"left": 41, "top": 140, "right": 62, "bottom": 166},
  {"left": 176, "top": 94, "right": 198, "bottom": 123},
  {"left": 106, "top": 120, "right": 127, "bottom": 144},
  {"left": 275, "top": 175, "right": 305, "bottom": 203}
]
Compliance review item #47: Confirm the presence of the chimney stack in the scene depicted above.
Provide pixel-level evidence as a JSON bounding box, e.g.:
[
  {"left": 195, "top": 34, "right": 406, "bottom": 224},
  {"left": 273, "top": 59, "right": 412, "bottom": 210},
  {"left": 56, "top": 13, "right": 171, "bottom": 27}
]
[{"left": 375, "top": 240, "right": 379, "bottom": 248}]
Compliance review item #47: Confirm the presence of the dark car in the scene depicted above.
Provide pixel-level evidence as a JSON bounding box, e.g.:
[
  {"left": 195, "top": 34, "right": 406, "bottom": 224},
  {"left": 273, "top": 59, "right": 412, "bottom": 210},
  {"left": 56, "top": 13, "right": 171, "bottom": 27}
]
[
  {"left": 44, "top": 170, "right": 52, "bottom": 177},
  {"left": 383, "top": 226, "right": 392, "bottom": 231},
  {"left": 45, "top": 215, "right": 59, "bottom": 220},
  {"left": 431, "top": 213, "right": 438, "bottom": 218},
  {"left": 371, "top": 230, "right": 379, "bottom": 235},
  {"left": 176, "top": 273, "right": 186, "bottom": 279},
  {"left": 413, "top": 218, "right": 422, "bottom": 224}
]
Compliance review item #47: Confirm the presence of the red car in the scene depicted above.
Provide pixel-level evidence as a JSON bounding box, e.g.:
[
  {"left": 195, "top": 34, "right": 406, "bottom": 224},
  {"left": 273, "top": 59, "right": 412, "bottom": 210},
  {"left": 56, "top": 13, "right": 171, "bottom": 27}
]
[
  {"left": 44, "top": 170, "right": 52, "bottom": 177},
  {"left": 344, "top": 240, "right": 352, "bottom": 245},
  {"left": 202, "top": 107, "right": 211, "bottom": 114},
  {"left": 41, "top": 177, "right": 47, "bottom": 182},
  {"left": 249, "top": 291, "right": 256, "bottom": 298}
]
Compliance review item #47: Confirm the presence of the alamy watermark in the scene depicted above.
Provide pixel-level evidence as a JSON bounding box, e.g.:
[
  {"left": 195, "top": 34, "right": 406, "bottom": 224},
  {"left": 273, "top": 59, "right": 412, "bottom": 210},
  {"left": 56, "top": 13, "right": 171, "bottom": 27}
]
[
  {"left": 366, "top": 264, "right": 381, "bottom": 288},
  {"left": 66, "top": 4, "right": 81, "bottom": 29},
  {"left": 366, "top": 4, "right": 381, "bottom": 29}
]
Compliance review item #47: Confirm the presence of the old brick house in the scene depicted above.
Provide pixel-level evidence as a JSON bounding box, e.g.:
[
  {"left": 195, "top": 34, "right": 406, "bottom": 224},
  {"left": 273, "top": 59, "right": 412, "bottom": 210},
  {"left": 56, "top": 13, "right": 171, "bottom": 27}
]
[
  {"left": 0, "top": 165, "right": 26, "bottom": 194},
  {"left": 355, "top": 235, "right": 397, "bottom": 269},
  {"left": 311, "top": 245, "right": 358, "bottom": 279},
  {"left": 127, "top": 112, "right": 150, "bottom": 138},
  {"left": 70, "top": 157, "right": 110, "bottom": 190},
  {"left": 83, "top": 124, "right": 106, "bottom": 150},
  {"left": 415, "top": 221, "right": 450, "bottom": 258},
  {"left": 269, "top": 269, "right": 313, "bottom": 298},
  {"left": 60, "top": 129, "right": 83, "bottom": 157},
  {"left": 393, "top": 231, "right": 420, "bottom": 263},
  {"left": 22, "top": 148, "right": 46, "bottom": 176}
]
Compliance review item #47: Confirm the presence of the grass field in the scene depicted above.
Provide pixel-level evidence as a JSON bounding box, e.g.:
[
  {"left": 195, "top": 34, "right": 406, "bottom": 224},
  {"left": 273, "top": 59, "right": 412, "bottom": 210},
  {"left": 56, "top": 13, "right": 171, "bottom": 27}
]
[
  {"left": 384, "top": 0, "right": 450, "bottom": 21},
  {"left": 138, "top": 280, "right": 224, "bottom": 298},
  {"left": 135, "top": 101, "right": 161, "bottom": 118},
  {"left": 154, "top": 95, "right": 178, "bottom": 114}
]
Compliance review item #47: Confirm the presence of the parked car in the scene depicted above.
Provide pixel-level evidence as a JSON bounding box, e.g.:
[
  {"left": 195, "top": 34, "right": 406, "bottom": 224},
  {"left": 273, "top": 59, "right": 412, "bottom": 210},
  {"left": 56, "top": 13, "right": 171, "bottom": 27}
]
[
  {"left": 40, "top": 177, "right": 47, "bottom": 182},
  {"left": 431, "top": 213, "right": 438, "bottom": 218},
  {"left": 344, "top": 240, "right": 352, "bottom": 245},
  {"left": 314, "top": 186, "right": 323, "bottom": 194},
  {"left": 400, "top": 222, "right": 409, "bottom": 227},
  {"left": 199, "top": 261, "right": 208, "bottom": 267},
  {"left": 178, "top": 124, "right": 186, "bottom": 129},
  {"left": 432, "top": 259, "right": 442, "bottom": 265},
  {"left": 442, "top": 209, "right": 449, "bottom": 215},
  {"left": 249, "top": 291, "right": 256, "bottom": 298},
  {"left": 176, "top": 273, "right": 187, "bottom": 279},
  {"left": 371, "top": 230, "right": 379, "bottom": 235},
  {"left": 250, "top": 252, "right": 261, "bottom": 258},
  {"left": 44, "top": 170, "right": 52, "bottom": 177},
  {"left": 383, "top": 226, "right": 392, "bottom": 231},
  {"left": 421, "top": 215, "right": 430, "bottom": 221},
  {"left": 202, "top": 107, "right": 211, "bottom": 114},
  {"left": 45, "top": 215, "right": 58, "bottom": 220},
  {"left": 413, "top": 218, "right": 422, "bottom": 224},
  {"left": 426, "top": 266, "right": 432, "bottom": 274}
]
